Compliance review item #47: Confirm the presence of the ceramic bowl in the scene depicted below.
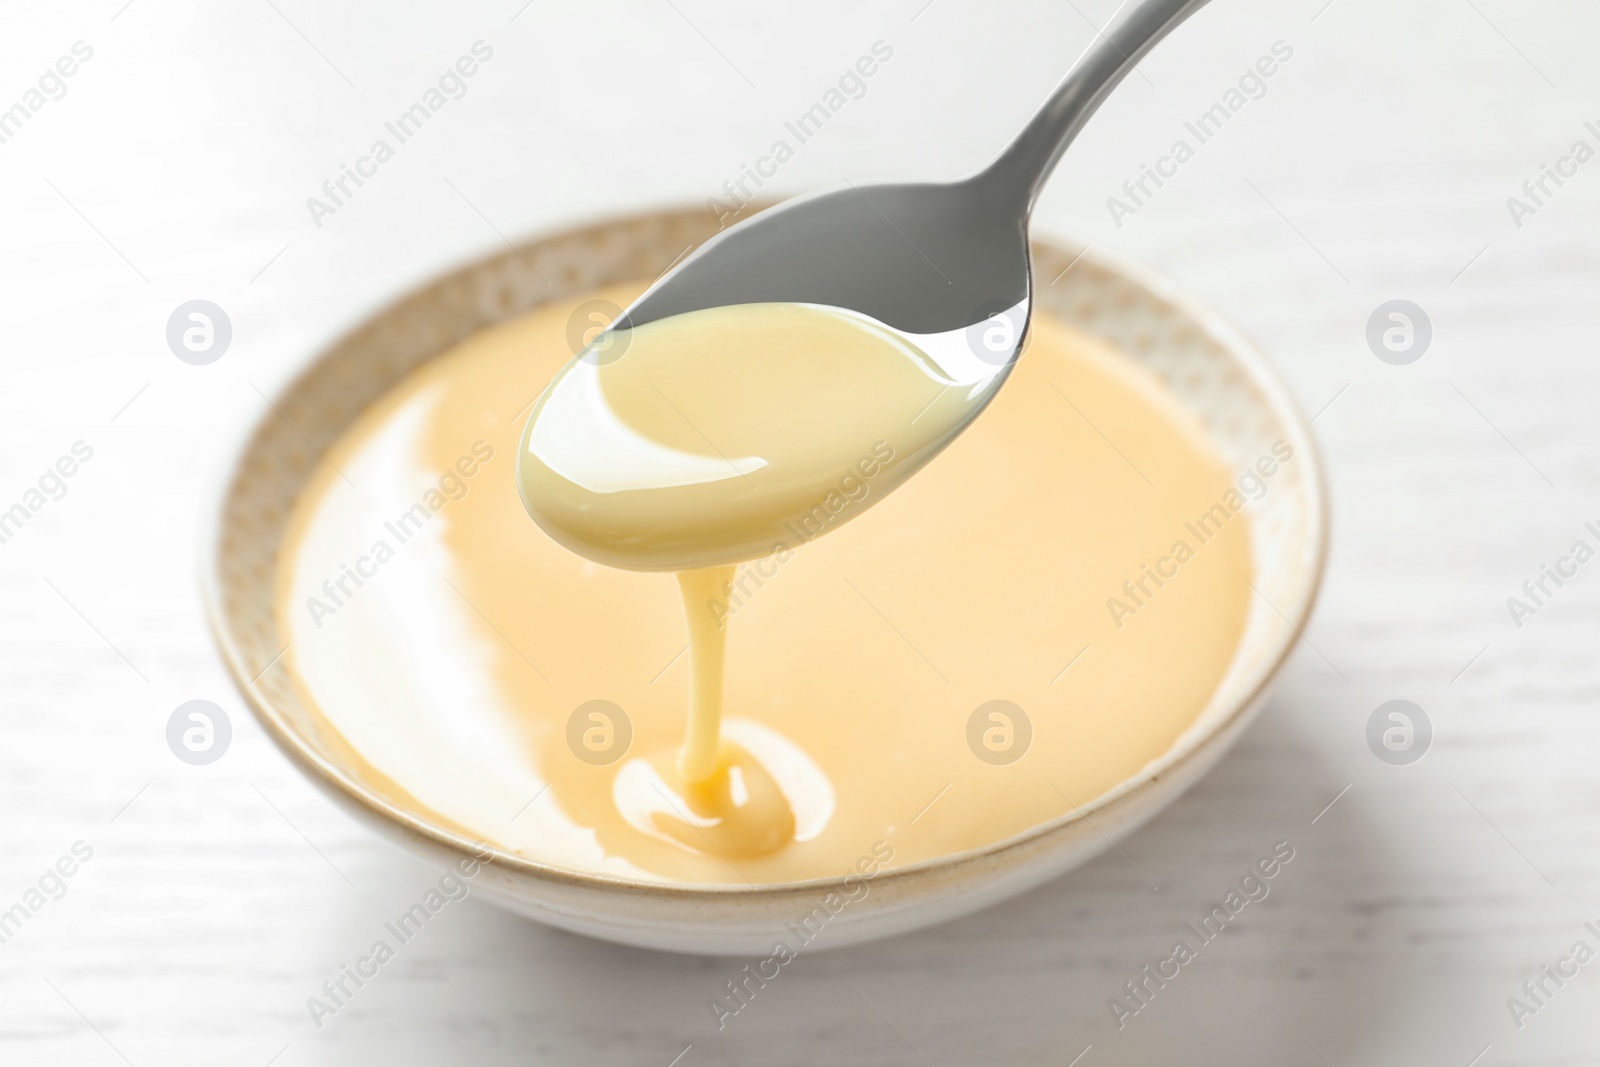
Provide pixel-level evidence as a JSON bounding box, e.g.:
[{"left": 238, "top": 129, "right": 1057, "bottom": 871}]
[{"left": 203, "top": 205, "right": 1327, "bottom": 955}]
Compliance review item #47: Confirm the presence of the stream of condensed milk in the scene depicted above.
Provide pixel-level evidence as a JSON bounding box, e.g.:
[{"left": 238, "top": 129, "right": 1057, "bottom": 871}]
[
  {"left": 675, "top": 565, "right": 737, "bottom": 782},
  {"left": 277, "top": 282, "right": 1254, "bottom": 886}
]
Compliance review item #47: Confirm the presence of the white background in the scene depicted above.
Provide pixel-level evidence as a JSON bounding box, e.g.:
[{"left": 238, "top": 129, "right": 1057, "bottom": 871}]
[{"left": 3, "top": 0, "right": 1599, "bottom": 1063}]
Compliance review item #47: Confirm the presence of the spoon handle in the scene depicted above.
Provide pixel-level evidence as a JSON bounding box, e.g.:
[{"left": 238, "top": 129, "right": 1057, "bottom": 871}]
[{"left": 982, "top": 0, "right": 1212, "bottom": 214}]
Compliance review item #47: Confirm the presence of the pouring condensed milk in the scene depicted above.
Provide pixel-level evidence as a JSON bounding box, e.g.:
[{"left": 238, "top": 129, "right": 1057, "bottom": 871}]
[
  {"left": 277, "top": 280, "right": 1260, "bottom": 886},
  {"left": 516, "top": 300, "right": 1007, "bottom": 802}
]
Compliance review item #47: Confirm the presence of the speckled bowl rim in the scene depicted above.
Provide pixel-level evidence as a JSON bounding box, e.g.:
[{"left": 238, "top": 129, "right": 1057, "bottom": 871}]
[{"left": 201, "top": 204, "right": 1329, "bottom": 905}]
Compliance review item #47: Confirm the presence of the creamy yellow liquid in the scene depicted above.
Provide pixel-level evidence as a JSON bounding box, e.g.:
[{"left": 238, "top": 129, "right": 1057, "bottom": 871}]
[{"left": 277, "top": 282, "right": 1253, "bottom": 886}]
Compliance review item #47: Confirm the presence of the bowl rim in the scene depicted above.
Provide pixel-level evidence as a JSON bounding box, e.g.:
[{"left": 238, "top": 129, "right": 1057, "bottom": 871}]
[{"left": 201, "top": 204, "right": 1330, "bottom": 903}]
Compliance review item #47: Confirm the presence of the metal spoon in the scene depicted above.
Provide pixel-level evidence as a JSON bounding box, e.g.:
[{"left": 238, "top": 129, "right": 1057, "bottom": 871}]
[{"left": 519, "top": 0, "right": 1211, "bottom": 571}]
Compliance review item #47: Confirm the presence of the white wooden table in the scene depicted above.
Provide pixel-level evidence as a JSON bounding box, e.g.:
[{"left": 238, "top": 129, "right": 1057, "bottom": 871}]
[{"left": 4, "top": 0, "right": 1599, "bottom": 1063}]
